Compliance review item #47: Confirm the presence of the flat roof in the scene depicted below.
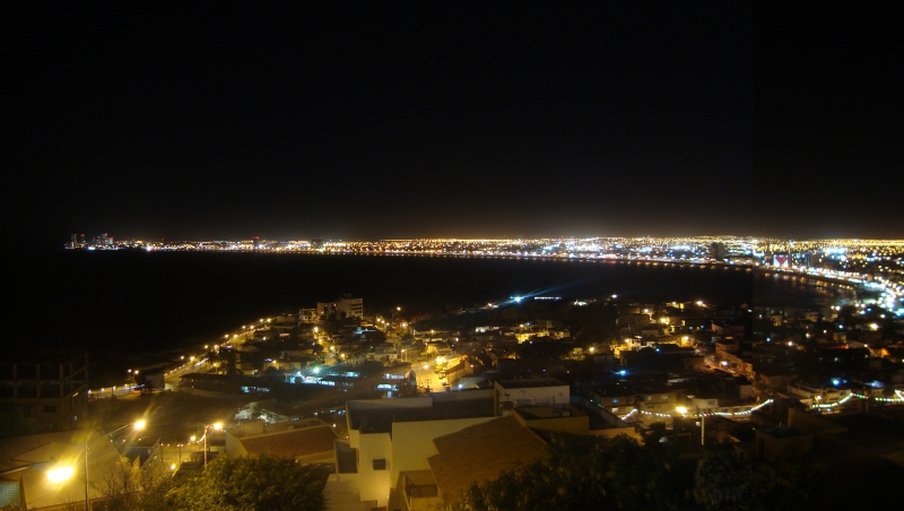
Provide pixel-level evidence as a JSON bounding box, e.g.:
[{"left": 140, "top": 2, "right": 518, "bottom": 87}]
[
  {"left": 348, "top": 397, "right": 495, "bottom": 434},
  {"left": 495, "top": 378, "right": 566, "bottom": 389}
]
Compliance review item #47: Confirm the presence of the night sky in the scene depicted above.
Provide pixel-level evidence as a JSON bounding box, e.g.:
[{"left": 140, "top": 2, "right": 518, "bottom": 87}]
[{"left": 7, "top": 2, "right": 902, "bottom": 246}]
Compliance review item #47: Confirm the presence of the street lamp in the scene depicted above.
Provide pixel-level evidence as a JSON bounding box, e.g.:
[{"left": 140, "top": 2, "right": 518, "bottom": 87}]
[
  {"left": 203, "top": 421, "right": 224, "bottom": 468},
  {"left": 84, "top": 419, "right": 146, "bottom": 511},
  {"left": 0, "top": 459, "right": 75, "bottom": 509},
  {"left": 0, "top": 460, "right": 76, "bottom": 482},
  {"left": 46, "top": 464, "right": 75, "bottom": 484}
]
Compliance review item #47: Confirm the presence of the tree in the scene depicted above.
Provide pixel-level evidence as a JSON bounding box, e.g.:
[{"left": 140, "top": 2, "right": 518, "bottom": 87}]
[
  {"left": 693, "top": 451, "right": 807, "bottom": 511},
  {"left": 165, "top": 457, "right": 330, "bottom": 511},
  {"left": 99, "top": 458, "right": 142, "bottom": 511},
  {"left": 455, "top": 434, "right": 689, "bottom": 511}
]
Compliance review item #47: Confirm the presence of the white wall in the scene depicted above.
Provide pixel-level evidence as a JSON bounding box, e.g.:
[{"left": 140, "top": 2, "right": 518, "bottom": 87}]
[
  {"left": 496, "top": 384, "right": 570, "bottom": 410},
  {"left": 390, "top": 417, "right": 495, "bottom": 486},
  {"left": 353, "top": 432, "right": 393, "bottom": 506}
]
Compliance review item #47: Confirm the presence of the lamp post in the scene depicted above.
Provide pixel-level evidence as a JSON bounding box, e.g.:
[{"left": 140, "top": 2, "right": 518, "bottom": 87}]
[
  {"left": 84, "top": 419, "right": 146, "bottom": 511},
  {"left": 700, "top": 412, "right": 706, "bottom": 446},
  {"left": 203, "top": 421, "right": 224, "bottom": 468}
]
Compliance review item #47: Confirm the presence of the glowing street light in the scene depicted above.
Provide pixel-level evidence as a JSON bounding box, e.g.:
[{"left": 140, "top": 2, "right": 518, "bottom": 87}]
[
  {"left": 203, "top": 422, "right": 225, "bottom": 468},
  {"left": 1, "top": 460, "right": 76, "bottom": 485},
  {"left": 46, "top": 465, "right": 75, "bottom": 484}
]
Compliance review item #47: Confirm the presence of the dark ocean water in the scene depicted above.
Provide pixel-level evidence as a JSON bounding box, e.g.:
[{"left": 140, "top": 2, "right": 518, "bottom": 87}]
[{"left": 8, "top": 251, "right": 835, "bottom": 359}]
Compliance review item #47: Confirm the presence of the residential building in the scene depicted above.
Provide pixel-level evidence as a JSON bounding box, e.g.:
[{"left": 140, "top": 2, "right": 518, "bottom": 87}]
[
  {"left": 0, "top": 429, "right": 124, "bottom": 510},
  {"left": 494, "top": 378, "right": 570, "bottom": 414},
  {"left": 317, "top": 297, "right": 365, "bottom": 320},
  {"left": 330, "top": 391, "right": 496, "bottom": 509}
]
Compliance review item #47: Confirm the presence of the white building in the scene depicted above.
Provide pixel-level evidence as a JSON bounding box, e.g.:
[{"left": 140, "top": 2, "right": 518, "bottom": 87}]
[
  {"left": 328, "top": 391, "right": 496, "bottom": 510},
  {"left": 494, "top": 378, "right": 570, "bottom": 414},
  {"left": 317, "top": 297, "right": 365, "bottom": 320}
]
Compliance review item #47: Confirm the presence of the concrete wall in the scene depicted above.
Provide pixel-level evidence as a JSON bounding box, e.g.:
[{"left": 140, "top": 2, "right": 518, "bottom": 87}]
[
  {"left": 495, "top": 384, "right": 569, "bottom": 412},
  {"left": 352, "top": 432, "right": 393, "bottom": 506},
  {"left": 224, "top": 432, "right": 248, "bottom": 457}
]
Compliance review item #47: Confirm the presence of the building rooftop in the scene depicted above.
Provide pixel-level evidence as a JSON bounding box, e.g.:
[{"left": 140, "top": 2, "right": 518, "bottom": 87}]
[
  {"left": 233, "top": 424, "right": 337, "bottom": 459},
  {"left": 347, "top": 393, "right": 495, "bottom": 434},
  {"left": 428, "top": 416, "right": 547, "bottom": 502},
  {"left": 495, "top": 377, "right": 566, "bottom": 389}
]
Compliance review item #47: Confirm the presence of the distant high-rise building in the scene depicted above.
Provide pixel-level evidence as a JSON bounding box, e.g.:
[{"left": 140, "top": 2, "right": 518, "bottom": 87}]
[
  {"left": 710, "top": 242, "right": 728, "bottom": 261},
  {"left": 92, "top": 233, "right": 113, "bottom": 247}
]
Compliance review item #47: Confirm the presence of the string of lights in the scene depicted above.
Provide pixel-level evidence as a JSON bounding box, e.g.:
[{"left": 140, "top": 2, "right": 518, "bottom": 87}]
[{"left": 618, "top": 392, "right": 904, "bottom": 422}]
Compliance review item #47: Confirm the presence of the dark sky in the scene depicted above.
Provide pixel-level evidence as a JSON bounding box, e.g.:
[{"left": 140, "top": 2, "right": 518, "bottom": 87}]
[{"left": 7, "top": 2, "right": 902, "bottom": 245}]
